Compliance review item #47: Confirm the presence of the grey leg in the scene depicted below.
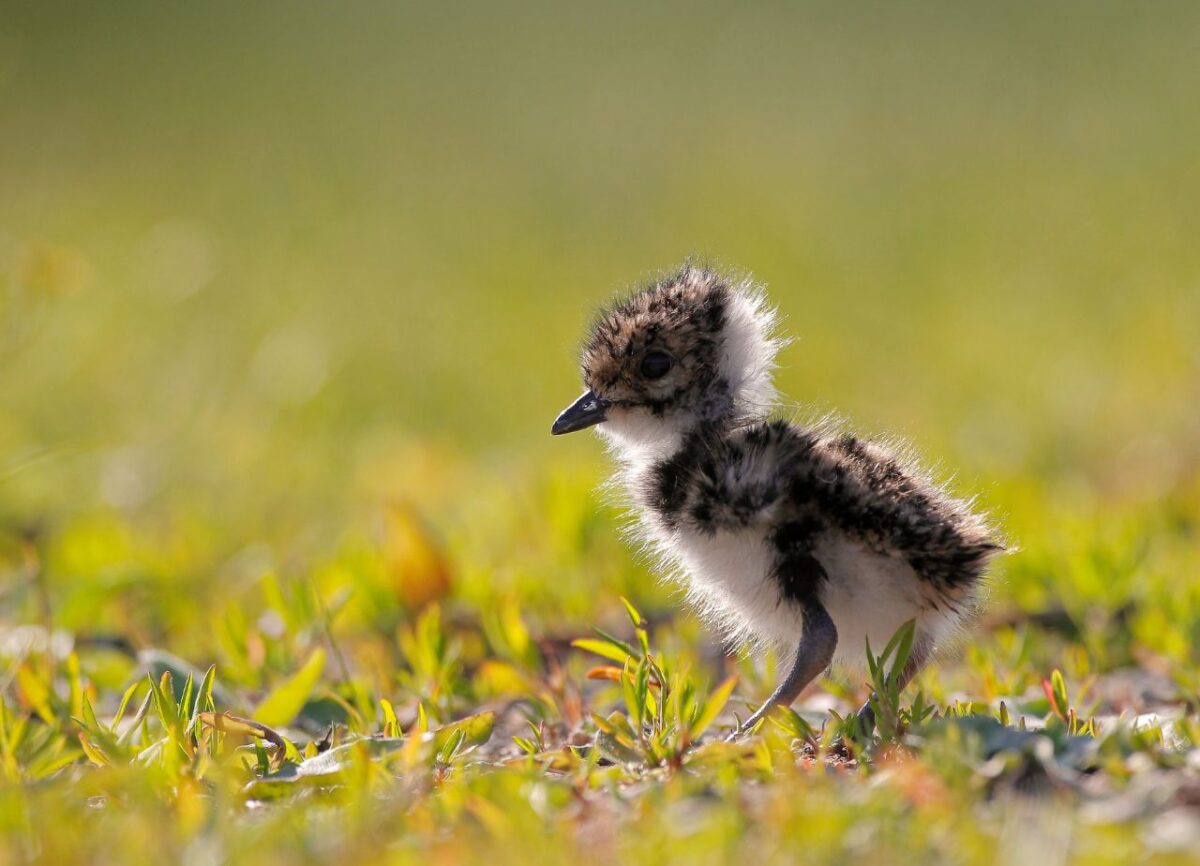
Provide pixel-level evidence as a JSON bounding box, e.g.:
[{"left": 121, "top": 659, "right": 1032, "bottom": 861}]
[
  {"left": 731, "top": 603, "right": 837, "bottom": 738},
  {"left": 853, "top": 637, "right": 932, "bottom": 736}
]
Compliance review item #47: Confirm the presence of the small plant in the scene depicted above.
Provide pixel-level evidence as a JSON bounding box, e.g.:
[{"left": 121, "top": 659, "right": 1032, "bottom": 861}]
[
  {"left": 827, "top": 621, "right": 937, "bottom": 756},
  {"left": 1042, "top": 668, "right": 1098, "bottom": 736},
  {"left": 573, "top": 597, "right": 737, "bottom": 769}
]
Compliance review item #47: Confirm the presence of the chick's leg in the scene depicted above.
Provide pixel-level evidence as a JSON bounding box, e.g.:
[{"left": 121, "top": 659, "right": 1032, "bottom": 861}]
[{"left": 732, "top": 603, "right": 837, "bottom": 738}]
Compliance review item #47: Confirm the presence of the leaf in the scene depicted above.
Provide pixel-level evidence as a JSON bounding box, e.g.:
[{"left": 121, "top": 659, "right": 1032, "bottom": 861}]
[
  {"left": 887, "top": 621, "right": 916, "bottom": 687},
  {"left": 1043, "top": 673, "right": 1069, "bottom": 721},
  {"left": 15, "top": 665, "right": 54, "bottom": 724},
  {"left": 198, "top": 712, "right": 287, "bottom": 752},
  {"left": 619, "top": 596, "right": 646, "bottom": 629},
  {"left": 433, "top": 711, "right": 495, "bottom": 753},
  {"left": 112, "top": 682, "right": 141, "bottom": 730},
  {"left": 80, "top": 691, "right": 101, "bottom": 734},
  {"left": 177, "top": 672, "right": 195, "bottom": 722},
  {"left": 690, "top": 676, "right": 738, "bottom": 739},
  {"left": 186, "top": 666, "right": 217, "bottom": 737},
  {"left": 66, "top": 652, "right": 84, "bottom": 720},
  {"left": 254, "top": 649, "right": 326, "bottom": 727},
  {"left": 1051, "top": 670, "right": 1070, "bottom": 716},
  {"left": 380, "top": 699, "right": 400, "bottom": 738},
  {"left": 72, "top": 696, "right": 121, "bottom": 760},
  {"left": 254, "top": 739, "right": 269, "bottom": 775},
  {"left": 78, "top": 733, "right": 110, "bottom": 767},
  {"left": 622, "top": 660, "right": 641, "bottom": 729},
  {"left": 586, "top": 665, "right": 624, "bottom": 683},
  {"left": 436, "top": 728, "right": 465, "bottom": 765},
  {"left": 591, "top": 628, "right": 640, "bottom": 660},
  {"left": 770, "top": 706, "right": 819, "bottom": 745},
  {"left": 117, "top": 689, "right": 155, "bottom": 746},
  {"left": 865, "top": 635, "right": 879, "bottom": 683},
  {"left": 571, "top": 638, "right": 632, "bottom": 665},
  {"left": 635, "top": 659, "right": 653, "bottom": 721},
  {"left": 149, "top": 672, "right": 180, "bottom": 733},
  {"left": 595, "top": 728, "right": 642, "bottom": 766},
  {"left": 590, "top": 712, "right": 617, "bottom": 736}
]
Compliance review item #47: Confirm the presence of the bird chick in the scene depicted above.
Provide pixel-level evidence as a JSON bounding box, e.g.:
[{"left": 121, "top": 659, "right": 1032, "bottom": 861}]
[{"left": 552, "top": 264, "right": 1002, "bottom": 736}]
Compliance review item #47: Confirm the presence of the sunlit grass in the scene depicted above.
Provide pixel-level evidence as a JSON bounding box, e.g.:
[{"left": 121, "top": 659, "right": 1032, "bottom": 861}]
[{"left": 1, "top": 458, "right": 1198, "bottom": 863}]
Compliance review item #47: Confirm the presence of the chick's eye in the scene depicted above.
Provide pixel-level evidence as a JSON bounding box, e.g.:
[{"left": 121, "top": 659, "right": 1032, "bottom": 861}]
[{"left": 639, "top": 351, "right": 673, "bottom": 380}]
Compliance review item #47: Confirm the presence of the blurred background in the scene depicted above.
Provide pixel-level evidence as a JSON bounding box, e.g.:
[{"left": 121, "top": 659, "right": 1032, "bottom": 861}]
[{"left": 1, "top": 1, "right": 1198, "bottom": 660}]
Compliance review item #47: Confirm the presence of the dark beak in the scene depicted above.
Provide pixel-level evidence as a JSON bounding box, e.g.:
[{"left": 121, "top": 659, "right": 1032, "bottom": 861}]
[{"left": 551, "top": 390, "right": 610, "bottom": 435}]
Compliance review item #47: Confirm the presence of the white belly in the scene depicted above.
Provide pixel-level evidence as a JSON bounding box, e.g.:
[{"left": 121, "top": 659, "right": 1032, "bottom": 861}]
[
  {"left": 814, "top": 534, "right": 963, "bottom": 668},
  {"left": 663, "top": 525, "right": 964, "bottom": 669},
  {"left": 667, "top": 526, "right": 803, "bottom": 651}
]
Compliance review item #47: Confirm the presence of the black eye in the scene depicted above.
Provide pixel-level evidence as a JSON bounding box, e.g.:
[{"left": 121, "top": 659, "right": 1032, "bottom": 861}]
[{"left": 639, "top": 351, "right": 673, "bottom": 380}]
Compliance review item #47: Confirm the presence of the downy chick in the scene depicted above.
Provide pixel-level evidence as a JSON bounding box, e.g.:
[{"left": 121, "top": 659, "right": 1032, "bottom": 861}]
[{"left": 552, "top": 264, "right": 1002, "bottom": 735}]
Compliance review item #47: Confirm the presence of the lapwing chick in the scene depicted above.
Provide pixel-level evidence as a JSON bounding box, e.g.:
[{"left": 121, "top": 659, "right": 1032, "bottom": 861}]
[{"left": 552, "top": 264, "right": 1002, "bottom": 737}]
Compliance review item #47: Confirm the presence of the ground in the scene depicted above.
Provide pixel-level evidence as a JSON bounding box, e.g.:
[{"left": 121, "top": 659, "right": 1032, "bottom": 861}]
[{"left": 1, "top": 462, "right": 1198, "bottom": 865}]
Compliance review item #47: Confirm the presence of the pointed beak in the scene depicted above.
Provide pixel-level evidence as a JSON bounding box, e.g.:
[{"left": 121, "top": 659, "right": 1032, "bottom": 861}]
[{"left": 551, "top": 390, "right": 611, "bottom": 435}]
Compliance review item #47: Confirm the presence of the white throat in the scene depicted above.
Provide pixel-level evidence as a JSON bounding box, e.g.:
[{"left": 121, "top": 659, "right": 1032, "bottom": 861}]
[{"left": 597, "top": 412, "right": 688, "bottom": 466}]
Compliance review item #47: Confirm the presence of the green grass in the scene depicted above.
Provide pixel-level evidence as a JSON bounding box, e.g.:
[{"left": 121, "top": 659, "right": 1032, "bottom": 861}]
[{"left": 3, "top": 1, "right": 1200, "bottom": 863}]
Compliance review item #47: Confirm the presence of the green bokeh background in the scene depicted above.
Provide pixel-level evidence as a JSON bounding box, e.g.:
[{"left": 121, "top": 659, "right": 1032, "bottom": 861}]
[{"left": 2, "top": 1, "right": 1198, "bottom": 606}]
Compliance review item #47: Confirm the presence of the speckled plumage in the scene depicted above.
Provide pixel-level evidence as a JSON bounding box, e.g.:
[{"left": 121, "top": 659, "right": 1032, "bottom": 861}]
[{"left": 553, "top": 263, "right": 1003, "bottom": 734}]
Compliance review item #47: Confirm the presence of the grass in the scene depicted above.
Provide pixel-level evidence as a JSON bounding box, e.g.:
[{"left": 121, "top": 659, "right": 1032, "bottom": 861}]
[
  {"left": 1, "top": 466, "right": 1198, "bottom": 864},
  {"left": 3, "top": 1, "right": 1200, "bottom": 863}
]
